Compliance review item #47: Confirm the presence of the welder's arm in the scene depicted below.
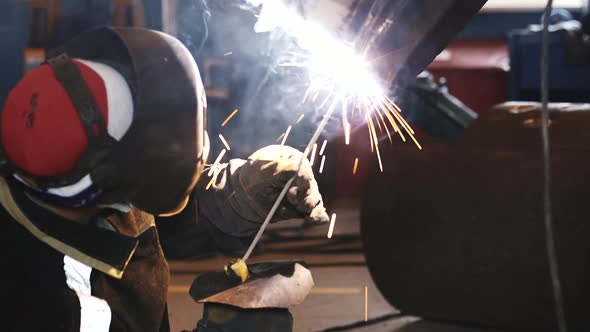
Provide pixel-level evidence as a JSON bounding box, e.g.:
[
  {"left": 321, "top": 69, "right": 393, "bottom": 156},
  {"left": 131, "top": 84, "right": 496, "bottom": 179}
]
[
  {"left": 155, "top": 145, "right": 329, "bottom": 256},
  {"left": 195, "top": 145, "right": 330, "bottom": 239},
  {"left": 155, "top": 190, "right": 253, "bottom": 256}
]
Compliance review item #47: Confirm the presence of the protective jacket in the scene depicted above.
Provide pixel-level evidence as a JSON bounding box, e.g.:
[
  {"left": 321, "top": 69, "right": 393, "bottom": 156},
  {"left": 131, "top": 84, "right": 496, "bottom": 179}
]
[
  {"left": 1, "top": 172, "right": 253, "bottom": 332},
  {"left": 1, "top": 175, "right": 171, "bottom": 331}
]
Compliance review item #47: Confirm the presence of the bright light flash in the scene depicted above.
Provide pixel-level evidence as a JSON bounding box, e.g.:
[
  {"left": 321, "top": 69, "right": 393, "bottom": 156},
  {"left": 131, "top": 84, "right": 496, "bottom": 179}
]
[
  {"left": 306, "top": 48, "right": 383, "bottom": 98},
  {"left": 240, "top": 0, "right": 421, "bottom": 264},
  {"left": 256, "top": 0, "right": 384, "bottom": 100}
]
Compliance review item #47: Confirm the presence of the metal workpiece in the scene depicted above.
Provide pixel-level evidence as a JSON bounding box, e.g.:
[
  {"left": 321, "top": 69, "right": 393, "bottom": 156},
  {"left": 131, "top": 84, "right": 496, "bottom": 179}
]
[
  {"left": 344, "top": 0, "right": 489, "bottom": 88},
  {"left": 360, "top": 102, "right": 590, "bottom": 331}
]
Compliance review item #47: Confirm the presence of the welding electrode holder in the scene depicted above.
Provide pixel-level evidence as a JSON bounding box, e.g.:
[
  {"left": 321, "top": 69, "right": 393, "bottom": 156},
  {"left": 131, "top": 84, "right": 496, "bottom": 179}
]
[{"left": 392, "top": 71, "right": 478, "bottom": 140}]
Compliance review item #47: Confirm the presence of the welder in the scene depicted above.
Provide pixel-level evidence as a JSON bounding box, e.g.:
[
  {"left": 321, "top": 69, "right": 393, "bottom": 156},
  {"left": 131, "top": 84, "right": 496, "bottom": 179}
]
[{"left": 0, "top": 26, "right": 328, "bottom": 332}]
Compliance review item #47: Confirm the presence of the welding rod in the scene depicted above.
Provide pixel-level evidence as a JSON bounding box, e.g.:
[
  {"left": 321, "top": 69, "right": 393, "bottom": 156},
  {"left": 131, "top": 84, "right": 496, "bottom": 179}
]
[{"left": 242, "top": 99, "right": 339, "bottom": 261}]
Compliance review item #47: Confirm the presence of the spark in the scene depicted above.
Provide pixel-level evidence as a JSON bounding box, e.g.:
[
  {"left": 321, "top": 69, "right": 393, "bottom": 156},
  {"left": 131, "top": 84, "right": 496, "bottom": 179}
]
[
  {"left": 372, "top": 99, "right": 394, "bottom": 143},
  {"left": 372, "top": 99, "right": 392, "bottom": 143},
  {"left": 207, "top": 149, "right": 227, "bottom": 177},
  {"left": 365, "top": 108, "right": 375, "bottom": 153},
  {"left": 367, "top": 115, "right": 383, "bottom": 172},
  {"left": 240, "top": 1, "right": 422, "bottom": 263},
  {"left": 327, "top": 213, "right": 336, "bottom": 239},
  {"left": 344, "top": 121, "right": 351, "bottom": 145},
  {"left": 353, "top": 158, "right": 359, "bottom": 175},
  {"left": 319, "top": 139, "right": 327, "bottom": 156},
  {"left": 386, "top": 97, "right": 413, "bottom": 132},
  {"left": 250, "top": 0, "right": 421, "bottom": 161},
  {"left": 309, "top": 143, "right": 318, "bottom": 166},
  {"left": 281, "top": 125, "right": 292, "bottom": 146},
  {"left": 373, "top": 111, "right": 383, "bottom": 135},
  {"left": 312, "top": 91, "right": 320, "bottom": 103},
  {"left": 223, "top": 51, "right": 233, "bottom": 56},
  {"left": 376, "top": 144, "right": 383, "bottom": 172},
  {"left": 218, "top": 134, "right": 230, "bottom": 151},
  {"left": 295, "top": 113, "right": 305, "bottom": 124},
  {"left": 221, "top": 109, "right": 238, "bottom": 127},
  {"left": 205, "top": 174, "right": 216, "bottom": 190},
  {"left": 205, "top": 167, "right": 223, "bottom": 190},
  {"left": 382, "top": 97, "right": 422, "bottom": 149},
  {"left": 378, "top": 100, "right": 405, "bottom": 141},
  {"left": 302, "top": 87, "right": 311, "bottom": 104}
]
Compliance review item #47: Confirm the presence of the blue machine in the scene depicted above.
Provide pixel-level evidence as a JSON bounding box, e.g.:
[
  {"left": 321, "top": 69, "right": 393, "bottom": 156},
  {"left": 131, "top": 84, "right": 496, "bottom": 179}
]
[
  {"left": 0, "top": 1, "right": 28, "bottom": 106},
  {"left": 508, "top": 12, "right": 590, "bottom": 102}
]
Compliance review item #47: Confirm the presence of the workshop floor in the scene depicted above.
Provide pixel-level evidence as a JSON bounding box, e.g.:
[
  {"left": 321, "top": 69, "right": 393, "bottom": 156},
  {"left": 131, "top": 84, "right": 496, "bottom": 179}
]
[{"left": 166, "top": 199, "right": 506, "bottom": 332}]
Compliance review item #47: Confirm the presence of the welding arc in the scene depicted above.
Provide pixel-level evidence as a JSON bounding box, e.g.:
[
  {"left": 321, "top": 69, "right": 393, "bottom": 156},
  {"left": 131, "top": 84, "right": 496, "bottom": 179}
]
[{"left": 242, "top": 99, "right": 339, "bottom": 261}]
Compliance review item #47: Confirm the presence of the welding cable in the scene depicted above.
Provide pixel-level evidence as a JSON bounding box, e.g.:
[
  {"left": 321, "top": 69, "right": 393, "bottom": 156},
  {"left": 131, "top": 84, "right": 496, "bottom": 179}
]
[
  {"left": 316, "top": 312, "right": 406, "bottom": 332},
  {"left": 540, "top": 1, "right": 568, "bottom": 332}
]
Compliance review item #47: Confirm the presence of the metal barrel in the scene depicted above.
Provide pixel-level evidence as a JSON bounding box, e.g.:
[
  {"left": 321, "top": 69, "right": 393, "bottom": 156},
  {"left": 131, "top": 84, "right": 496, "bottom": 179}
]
[{"left": 360, "top": 103, "right": 590, "bottom": 331}]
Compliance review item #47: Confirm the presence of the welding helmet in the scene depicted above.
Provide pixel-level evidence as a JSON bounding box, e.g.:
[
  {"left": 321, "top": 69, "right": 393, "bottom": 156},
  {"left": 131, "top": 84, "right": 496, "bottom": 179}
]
[{"left": 0, "top": 27, "right": 208, "bottom": 215}]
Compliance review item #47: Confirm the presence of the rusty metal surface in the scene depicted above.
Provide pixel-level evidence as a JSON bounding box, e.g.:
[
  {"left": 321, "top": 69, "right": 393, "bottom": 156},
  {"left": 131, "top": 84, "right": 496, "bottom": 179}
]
[{"left": 361, "top": 102, "right": 590, "bottom": 331}]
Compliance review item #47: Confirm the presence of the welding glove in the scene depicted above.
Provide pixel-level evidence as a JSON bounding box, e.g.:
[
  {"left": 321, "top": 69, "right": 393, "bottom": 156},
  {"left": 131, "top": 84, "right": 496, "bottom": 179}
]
[{"left": 195, "top": 145, "right": 329, "bottom": 239}]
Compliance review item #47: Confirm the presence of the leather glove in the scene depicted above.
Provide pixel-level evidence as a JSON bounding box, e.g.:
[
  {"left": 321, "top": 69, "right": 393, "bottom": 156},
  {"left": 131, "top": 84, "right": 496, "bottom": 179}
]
[{"left": 196, "top": 145, "right": 329, "bottom": 238}]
